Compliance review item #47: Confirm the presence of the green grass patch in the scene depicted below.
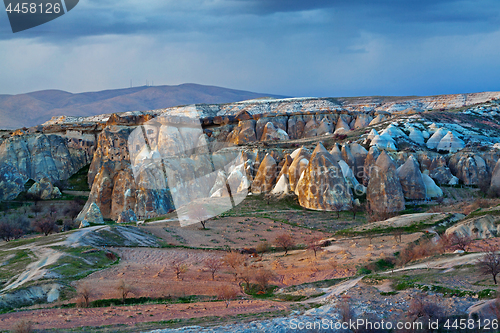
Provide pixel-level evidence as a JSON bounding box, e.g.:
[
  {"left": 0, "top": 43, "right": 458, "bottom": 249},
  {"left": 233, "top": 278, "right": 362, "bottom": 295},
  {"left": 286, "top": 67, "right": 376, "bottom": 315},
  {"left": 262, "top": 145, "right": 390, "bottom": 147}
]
[
  {"left": 47, "top": 246, "right": 118, "bottom": 280},
  {"left": 66, "top": 164, "right": 90, "bottom": 191},
  {"left": 243, "top": 283, "right": 278, "bottom": 299}
]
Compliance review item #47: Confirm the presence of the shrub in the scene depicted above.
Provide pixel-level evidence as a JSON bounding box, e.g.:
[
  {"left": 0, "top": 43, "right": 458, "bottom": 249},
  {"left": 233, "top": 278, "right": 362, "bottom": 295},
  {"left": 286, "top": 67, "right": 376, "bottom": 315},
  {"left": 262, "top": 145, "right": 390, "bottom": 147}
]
[
  {"left": 217, "top": 285, "right": 238, "bottom": 308},
  {"left": 256, "top": 241, "right": 271, "bottom": 253},
  {"left": 274, "top": 232, "right": 295, "bottom": 255},
  {"left": 10, "top": 319, "right": 33, "bottom": 333},
  {"left": 204, "top": 257, "right": 222, "bottom": 280},
  {"left": 32, "top": 218, "right": 58, "bottom": 236}
]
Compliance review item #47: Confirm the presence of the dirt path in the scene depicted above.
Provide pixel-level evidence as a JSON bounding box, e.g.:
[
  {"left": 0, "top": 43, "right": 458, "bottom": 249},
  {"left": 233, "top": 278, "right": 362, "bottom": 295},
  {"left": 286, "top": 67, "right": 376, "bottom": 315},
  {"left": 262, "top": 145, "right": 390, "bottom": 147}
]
[
  {"left": 0, "top": 300, "right": 289, "bottom": 331},
  {"left": 387, "top": 252, "right": 484, "bottom": 273},
  {"left": 304, "top": 276, "right": 364, "bottom": 303},
  {"left": 0, "top": 227, "right": 107, "bottom": 293}
]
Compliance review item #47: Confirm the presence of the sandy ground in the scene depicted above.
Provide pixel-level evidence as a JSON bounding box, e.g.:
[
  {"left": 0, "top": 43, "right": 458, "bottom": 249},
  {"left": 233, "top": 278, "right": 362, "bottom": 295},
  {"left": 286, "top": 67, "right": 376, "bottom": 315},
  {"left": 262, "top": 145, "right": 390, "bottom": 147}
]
[
  {"left": 0, "top": 299, "right": 288, "bottom": 331},
  {"left": 143, "top": 216, "right": 330, "bottom": 250}
]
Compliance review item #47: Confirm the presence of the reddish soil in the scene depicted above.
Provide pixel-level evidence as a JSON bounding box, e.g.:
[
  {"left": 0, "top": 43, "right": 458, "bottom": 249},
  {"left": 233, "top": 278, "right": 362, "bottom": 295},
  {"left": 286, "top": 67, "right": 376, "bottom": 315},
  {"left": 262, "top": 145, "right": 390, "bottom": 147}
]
[{"left": 0, "top": 300, "right": 288, "bottom": 331}]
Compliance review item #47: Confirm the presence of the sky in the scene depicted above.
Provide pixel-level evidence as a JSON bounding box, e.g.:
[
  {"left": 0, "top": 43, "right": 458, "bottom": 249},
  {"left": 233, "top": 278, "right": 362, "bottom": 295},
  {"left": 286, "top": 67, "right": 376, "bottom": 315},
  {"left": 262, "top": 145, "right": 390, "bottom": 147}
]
[{"left": 1, "top": 0, "right": 500, "bottom": 97}]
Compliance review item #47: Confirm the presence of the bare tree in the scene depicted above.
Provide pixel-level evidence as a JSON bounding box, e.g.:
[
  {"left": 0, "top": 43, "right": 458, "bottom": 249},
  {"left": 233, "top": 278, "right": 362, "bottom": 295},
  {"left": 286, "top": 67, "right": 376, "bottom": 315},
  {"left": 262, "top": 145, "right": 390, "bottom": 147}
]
[
  {"left": 254, "top": 268, "right": 275, "bottom": 291},
  {"left": 350, "top": 203, "right": 361, "bottom": 220},
  {"left": 393, "top": 230, "right": 403, "bottom": 244},
  {"left": 0, "top": 221, "right": 21, "bottom": 242},
  {"left": 407, "top": 293, "right": 443, "bottom": 324},
  {"left": 116, "top": 279, "right": 134, "bottom": 303},
  {"left": 237, "top": 266, "right": 252, "bottom": 290},
  {"left": 223, "top": 252, "right": 246, "bottom": 281},
  {"left": 31, "top": 204, "right": 42, "bottom": 217},
  {"left": 48, "top": 205, "right": 57, "bottom": 217},
  {"left": 11, "top": 319, "right": 33, "bottom": 333},
  {"left": 171, "top": 258, "right": 189, "bottom": 280},
  {"left": 77, "top": 284, "right": 92, "bottom": 308},
  {"left": 452, "top": 234, "right": 472, "bottom": 252},
  {"left": 477, "top": 246, "right": 500, "bottom": 284},
  {"left": 188, "top": 206, "right": 209, "bottom": 230},
  {"left": 32, "top": 218, "right": 58, "bottom": 236},
  {"left": 338, "top": 295, "right": 353, "bottom": 323},
  {"left": 332, "top": 202, "right": 343, "bottom": 219},
  {"left": 217, "top": 285, "right": 238, "bottom": 308},
  {"left": 307, "top": 236, "right": 323, "bottom": 258},
  {"left": 26, "top": 193, "right": 41, "bottom": 206},
  {"left": 204, "top": 257, "right": 223, "bottom": 280},
  {"left": 274, "top": 232, "right": 295, "bottom": 255},
  {"left": 64, "top": 201, "right": 83, "bottom": 220}
]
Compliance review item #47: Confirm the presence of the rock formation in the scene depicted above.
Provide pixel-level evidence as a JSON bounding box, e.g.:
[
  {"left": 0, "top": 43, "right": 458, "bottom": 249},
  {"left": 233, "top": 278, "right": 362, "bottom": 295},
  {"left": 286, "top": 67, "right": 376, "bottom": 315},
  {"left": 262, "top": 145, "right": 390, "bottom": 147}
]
[
  {"left": 271, "top": 174, "right": 290, "bottom": 196},
  {"left": 437, "top": 131, "right": 465, "bottom": 153},
  {"left": 426, "top": 128, "right": 447, "bottom": 149},
  {"left": 288, "top": 147, "right": 311, "bottom": 191},
  {"left": 490, "top": 159, "right": 500, "bottom": 196},
  {"left": 397, "top": 156, "right": 426, "bottom": 200},
  {"left": 117, "top": 209, "right": 138, "bottom": 223},
  {"left": 0, "top": 133, "right": 92, "bottom": 201},
  {"left": 79, "top": 202, "right": 104, "bottom": 228},
  {"left": 251, "top": 153, "right": 277, "bottom": 194},
  {"left": 260, "top": 122, "right": 289, "bottom": 141},
  {"left": 295, "top": 143, "right": 352, "bottom": 211},
  {"left": 449, "top": 153, "right": 489, "bottom": 186},
  {"left": 428, "top": 155, "right": 455, "bottom": 184},
  {"left": 367, "top": 151, "right": 405, "bottom": 213},
  {"left": 227, "top": 120, "right": 256, "bottom": 145},
  {"left": 27, "top": 178, "right": 62, "bottom": 200},
  {"left": 422, "top": 173, "right": 443, "bottom": 198},
  {"left": 409, "top": 127, "right": 425, "bottom": 145}
]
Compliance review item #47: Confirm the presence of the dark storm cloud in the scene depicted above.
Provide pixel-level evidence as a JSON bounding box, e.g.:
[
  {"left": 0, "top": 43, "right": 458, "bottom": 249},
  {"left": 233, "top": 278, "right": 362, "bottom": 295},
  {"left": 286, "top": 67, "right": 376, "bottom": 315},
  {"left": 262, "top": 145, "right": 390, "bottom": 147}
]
[
  {"left": 1, "top": 0, "right": 500, "bottom": 97},
  {"left": 1, "top": 0, "right": 500, "bottom": 42}
]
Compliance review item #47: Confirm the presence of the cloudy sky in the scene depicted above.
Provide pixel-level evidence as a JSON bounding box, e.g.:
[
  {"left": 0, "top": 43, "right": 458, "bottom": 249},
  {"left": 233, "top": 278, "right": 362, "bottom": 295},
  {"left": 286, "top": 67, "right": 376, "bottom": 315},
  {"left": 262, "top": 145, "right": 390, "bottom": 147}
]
[{"left": 1, "top": 0, "right": 500, "bottom": 97}]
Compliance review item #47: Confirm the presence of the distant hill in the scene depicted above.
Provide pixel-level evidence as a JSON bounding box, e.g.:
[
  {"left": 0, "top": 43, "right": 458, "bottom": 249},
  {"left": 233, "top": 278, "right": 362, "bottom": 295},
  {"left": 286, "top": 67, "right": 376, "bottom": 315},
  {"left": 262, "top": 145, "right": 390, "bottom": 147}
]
[{"left": 0, "top": 83, "right": 287, "bottom": 129}]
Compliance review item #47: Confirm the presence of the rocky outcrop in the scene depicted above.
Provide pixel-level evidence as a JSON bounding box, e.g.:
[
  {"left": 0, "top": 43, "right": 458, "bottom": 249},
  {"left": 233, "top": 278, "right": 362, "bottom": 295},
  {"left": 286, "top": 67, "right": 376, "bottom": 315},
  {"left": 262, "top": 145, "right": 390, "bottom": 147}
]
[
  {"left": 260, "top": 122, "right": 289, "bottom": 141},
  {"left": 370, "top": 133, "right": 397, "bottom": 151},
  {"left": 295, "top": 143, "right": 352, "bottom": 211},
  {"left": 27, "top": 177, "right": 62, "bottom": 200},
  {"left": 288, "top": 147, "right": 310, "bottom": 191},
  {"left": 426, "top": 128, "right": 447, "bottom": 149},
  {"left": 350, "top": 143, "right": 368, "bottom": 180},
  {"left": 445, "top": 215, "right": 500, "bottom": 239},
  {"left": 341, "top": 144, "right": 356, "bottom": 172},
  {"left": 287, "top": 115, "right": 305, "bottom": 140},
  {"left": 251, "top": 153, "right": 277, "bottom": 194},
  {"left": 409, "top": 127, "right": 425, "bottom": 145},
  {"left": 367, "top": 151, "right": 405, "bottom": 213},
  {"left": 397, "top": 156, "right": 426, "bottom": 200},
  {"left": 79, "top": 202, "right": 104, "bottom": 228},
  {"left": 422, "top": 174, "right": 443, "bottom": 198},
  {"left": 449, "top": 153, "right": 490, "bottom": 186},
  {"left": 329, "top": 144, "right": 343, "bottom": 162},
  {"left": 428, "top": 155, "right": 455, "bottom": 185},
  {"left": 255, "top": 117, "right": 287, "bottom": 140},
  {"left": 353, "top": 114, "right": 373, "bottom": 129},
  {"left": 437, "top": 131, "right": 465, "bottom": 152},
  {"left": 490, "top": 159, "right": 500, "bottom": 196},
  {"left": 79, "top": 125, "right": 175, "bottom": 222},
  {"left": 334, "top": 118, "right": 350, "bottom": 135},
  {"left": 271, "top": 174, "right": 290, "bottom": 196},
  {"left": 117, "top": 209, "right": 138, "bottom": 223},
  {"left": 363, "top": 146, "right": 380, "bottom": 185},
  {"left": 227, "top": 120, "right": 256, "bottom": 145},
  {"left": 0, "top": 133, "right": 92, "bottom": 201}
]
